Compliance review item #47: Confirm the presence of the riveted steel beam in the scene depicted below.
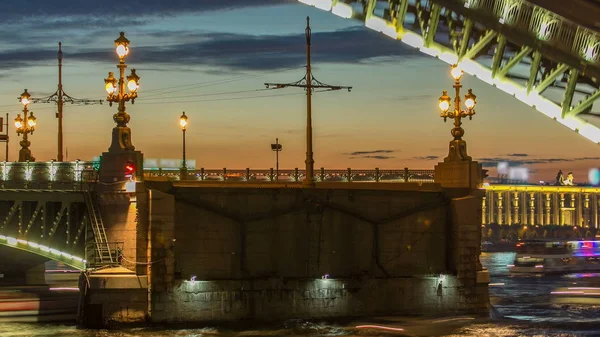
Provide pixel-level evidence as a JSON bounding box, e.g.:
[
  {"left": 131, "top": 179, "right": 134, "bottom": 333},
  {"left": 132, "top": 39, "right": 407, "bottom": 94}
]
[
  {"left": 527, "top": 51, "right": 543, "bottom": 93},
  {"left": 535, "top": 63, "right": 570, "bottom": 94},
  {"left": 567, "top": 89, "right": 600, "bottom": 117},
  {"left": 458, "top": 19, "right": 474, "bottom": 58},
  {"left": 491, "top": 35, "right": 507, "bottom": 78},
  {"left": 415, "top": 1, "right": 427, "bottom": 38},
  {"left": 48, "top": 203, "right": 68, "bottom": 238},
  {"left": 364, "top": 0, "right": 377, "bottom": 21},
  {"left": 392, "top": 0, "right": 409, "bottom": 34},
  {"left": 562, "top": 69, "right": 580, "bottom": 118},
  {"left": 72, "top": 214, "right": 87, "bottom": 247},
  {"left": 497, "top": 46, "right": 532, "bottom": 78},
  {"left": 424, "top": 3, "right": 442, "bottom": 47},
  {"left": 23, "top": 202, "right": 43, "bottom": 236},
  {"left": 462, "top": 29, "right": 497, "bottom": 61},
  {"left": 0, "top": 201, "right": 20, "bottom": 231}
]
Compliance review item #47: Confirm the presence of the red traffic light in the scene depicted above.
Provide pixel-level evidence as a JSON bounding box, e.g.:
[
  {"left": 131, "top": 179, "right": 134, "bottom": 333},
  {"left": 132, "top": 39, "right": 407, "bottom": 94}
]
[{"left": 125, "top": 161, "right": 135, "bottom": 176}]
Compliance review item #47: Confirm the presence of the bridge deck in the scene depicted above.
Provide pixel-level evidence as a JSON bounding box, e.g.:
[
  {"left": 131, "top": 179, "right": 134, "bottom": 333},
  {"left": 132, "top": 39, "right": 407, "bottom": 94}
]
[{"left": 528, "top": 0, "right": 600, "bottom": 32}]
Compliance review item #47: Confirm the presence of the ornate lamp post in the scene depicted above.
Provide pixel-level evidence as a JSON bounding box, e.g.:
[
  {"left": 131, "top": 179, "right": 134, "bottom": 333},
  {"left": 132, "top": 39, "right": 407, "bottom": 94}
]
[
  {"left": 14, "top": 89, "right": 37, "bottom": 162},
  {"left": 179, "top": 112, "right": 188, "bottom": 180},
  {"left": 104, "top": 32, "right": 140, "bottom": 152},
  {"left": 438, "top": 64, "right": 477, "bottom": 162}
]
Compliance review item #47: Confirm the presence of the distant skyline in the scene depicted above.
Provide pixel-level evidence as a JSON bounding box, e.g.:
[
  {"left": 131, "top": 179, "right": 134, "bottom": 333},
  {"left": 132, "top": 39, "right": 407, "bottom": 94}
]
[{"left": 0, "top": 0, "right": 598, "bottom": 183}]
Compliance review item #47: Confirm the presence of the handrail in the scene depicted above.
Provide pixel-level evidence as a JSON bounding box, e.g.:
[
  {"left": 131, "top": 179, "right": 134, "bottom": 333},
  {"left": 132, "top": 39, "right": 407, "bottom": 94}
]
[
  {"left": 145, "top": 167, "right": 436, "bottom": 183},
  {"left": 457, "top": 0, "right": 599, "bottom": 65}
]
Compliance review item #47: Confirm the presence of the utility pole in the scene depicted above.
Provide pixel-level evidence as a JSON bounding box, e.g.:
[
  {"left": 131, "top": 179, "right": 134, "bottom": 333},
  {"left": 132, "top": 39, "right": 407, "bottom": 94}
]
[
  {"left": 265, "top": 17, "right": 352, "bottom": 187},
  {"left": 0, "top": 113, "right": 8, "bottom": 161},
  {"left": 30, "top": 42, "right": 103, "bottom": 161}
]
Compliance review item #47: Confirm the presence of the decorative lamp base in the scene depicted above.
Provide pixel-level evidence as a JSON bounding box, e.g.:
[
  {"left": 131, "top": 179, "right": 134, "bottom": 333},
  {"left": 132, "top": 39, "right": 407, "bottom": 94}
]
[
  {"left": 444, "top": 139, "right": 471, "bottom": 162},
  {"left": 18, "top": 148, "right": 35, "bottom": 162},
  {"left": 109, "top": 126, "right": 135, "bottom": 152}
]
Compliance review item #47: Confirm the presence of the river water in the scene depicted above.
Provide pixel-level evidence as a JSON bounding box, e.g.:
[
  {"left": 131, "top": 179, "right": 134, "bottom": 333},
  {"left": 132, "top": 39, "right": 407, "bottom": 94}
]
[{"left": 2, "top": 252, "right": 600, "bottom": 336}]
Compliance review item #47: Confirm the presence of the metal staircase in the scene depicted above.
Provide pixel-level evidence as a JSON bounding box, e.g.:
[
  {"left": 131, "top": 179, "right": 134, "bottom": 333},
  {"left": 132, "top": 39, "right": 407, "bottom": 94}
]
[{"left": 83, "top": 191, "right": 115, "bottom": 267}]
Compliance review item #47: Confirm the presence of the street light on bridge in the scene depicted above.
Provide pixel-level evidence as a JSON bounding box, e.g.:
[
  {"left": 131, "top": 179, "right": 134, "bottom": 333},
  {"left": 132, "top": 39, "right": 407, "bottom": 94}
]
[
  {"left": 104, "top": 32, "right": 140, "bottom": 151},
  {"left": 14, "top": 89, "right": 37, "bottom": 162},
  {"left": 179, "top": 112, "right": 188, "bottom": 181},
  {"left": 438, "top": 64, "right": 477, "bottom": 162}
]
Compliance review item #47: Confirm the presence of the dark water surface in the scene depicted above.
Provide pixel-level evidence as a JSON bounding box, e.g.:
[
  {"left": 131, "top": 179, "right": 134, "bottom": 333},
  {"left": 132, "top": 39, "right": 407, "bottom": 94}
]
[{"left": 2, "top": 252, "right": 600, "bottom": 336}]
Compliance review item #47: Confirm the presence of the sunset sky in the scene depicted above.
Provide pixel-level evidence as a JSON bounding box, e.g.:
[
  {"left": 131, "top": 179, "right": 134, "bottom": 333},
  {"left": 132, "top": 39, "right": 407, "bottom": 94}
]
[{"left": 0, "top": 0, "right": 598, "bottom": 182}]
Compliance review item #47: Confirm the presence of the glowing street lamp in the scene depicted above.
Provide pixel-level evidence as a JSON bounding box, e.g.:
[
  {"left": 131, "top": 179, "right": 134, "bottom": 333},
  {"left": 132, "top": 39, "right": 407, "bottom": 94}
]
[
  {"left": 179, "top": 112, "right": 188, "bottom": 180},
  {"left": 14, "top": 89, "right": 37, "bottom": 162},
  {"left": 104, "top": 32, "right": 140, "bottom": 151},
  {"left": 438, "top": 64, "right": 477, "bottom": 161}
]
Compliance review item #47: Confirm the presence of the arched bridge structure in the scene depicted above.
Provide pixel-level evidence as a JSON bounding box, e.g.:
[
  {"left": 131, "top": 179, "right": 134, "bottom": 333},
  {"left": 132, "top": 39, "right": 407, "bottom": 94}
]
[{"left": 300, "top": 0, "right": 600, "bottom": 144}]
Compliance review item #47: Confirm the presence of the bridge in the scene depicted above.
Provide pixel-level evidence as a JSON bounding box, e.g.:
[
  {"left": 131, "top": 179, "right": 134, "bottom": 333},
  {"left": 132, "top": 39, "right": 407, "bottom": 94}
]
[
  {"left": 300, "top": 0, "right": 600, "bottom": 144},
  {"left": 0, "top": 161, "right": 597, "bottom": 276},
  {"left": 1, "top": 0, "right": 598, "bottom": 326}
]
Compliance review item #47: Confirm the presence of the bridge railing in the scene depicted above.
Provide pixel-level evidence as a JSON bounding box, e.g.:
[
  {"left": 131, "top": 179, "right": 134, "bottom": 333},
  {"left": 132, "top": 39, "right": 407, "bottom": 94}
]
[
  {"left": 144, "top": 167, "right": 436, "bottom": 183},
  {"left": 0, "top": 161, "right": 97, "bottom": 190},
  {"left": 462, "top": 0, "right": 599, "bottom": 65}
]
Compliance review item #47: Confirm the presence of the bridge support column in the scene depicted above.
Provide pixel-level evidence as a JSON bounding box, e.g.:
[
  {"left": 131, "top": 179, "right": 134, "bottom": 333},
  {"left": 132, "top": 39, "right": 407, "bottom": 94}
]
[
  {"left": 433, "top": 159, "right": 483, "bottom": 190},
  {"left": 98, "top": 149, "right": 143, "bottom": 185}
]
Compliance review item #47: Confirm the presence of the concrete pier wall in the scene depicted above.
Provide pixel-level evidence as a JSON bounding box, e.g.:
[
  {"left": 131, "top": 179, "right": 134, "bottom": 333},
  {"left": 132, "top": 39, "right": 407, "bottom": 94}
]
[{"left": 142, "top": 182, "right": 488, "bottom": 323}]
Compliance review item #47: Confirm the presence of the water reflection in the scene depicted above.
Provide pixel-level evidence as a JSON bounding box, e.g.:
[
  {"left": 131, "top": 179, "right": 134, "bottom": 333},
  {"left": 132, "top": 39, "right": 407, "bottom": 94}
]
[
  {"left": 3, "top": 253, "right": 600, "bottom": 336},
  {"left": 483, "top": 252, "right": 600, "bottom": 324}
]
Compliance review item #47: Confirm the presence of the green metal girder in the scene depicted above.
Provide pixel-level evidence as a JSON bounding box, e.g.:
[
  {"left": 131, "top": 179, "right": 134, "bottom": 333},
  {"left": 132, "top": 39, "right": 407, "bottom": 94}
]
[
  {"left": 415, "top": 1, "right": 427, "bottom": 38},
  {"left": 491, "top": 35, "right": 507, "bottom": 78},
  {"left": 332, "top": 0, "right": 339, "bottom": 6},
  {"left": 23, "top": 202, "right": 43, "bottom": 235},
  {"left": 497, "top": 46, "right": 532, "bottom": 78},
  {"left": 527, "top": 51, "right": 543, "bottom": 93},
  {"left": 393, "top": 0, "right": 409, "bottom": 33},
  {"left": 462, "top": 29, "right": 497, "bottom": 61},
  {"left": 364, "top": 0, "right": 377, "bottom": 21},
  {"left": 458, "top": 19, "right": 473, "bottom": 58},
  {"left": 72, "top": 215, "right": 87, "bottom": 247},
  {"left": 535, "top": 63, "right": 569, "bottom": 94},
  {"left": 424, "top": 3, "right": 442, "bottom": 47},
  {"left": 48, "top": 203, "right": 68, "bottom": 237},
  {"left": 567, "top": 89, "right": 600, "bottom": 117},
  {"left": 562, "top": 69, "right": 580, "bottom": 118},
  {"left": 0, "top": 201, "right": 20, "bottom": 231}
]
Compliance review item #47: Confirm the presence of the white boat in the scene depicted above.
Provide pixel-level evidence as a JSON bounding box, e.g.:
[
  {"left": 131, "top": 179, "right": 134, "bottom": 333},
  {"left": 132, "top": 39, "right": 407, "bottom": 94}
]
[{"left": 508, "top": 240, "right": 600, "bottom": 274}]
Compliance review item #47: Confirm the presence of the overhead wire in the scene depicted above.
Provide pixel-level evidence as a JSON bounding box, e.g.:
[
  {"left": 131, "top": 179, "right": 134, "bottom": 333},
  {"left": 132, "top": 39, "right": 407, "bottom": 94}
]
[
  {"left": 141, "top": 66, "right": 305, "bottom": 98},
  {"left": 135, "top": 88, "right": 340, "bottom": 105}
]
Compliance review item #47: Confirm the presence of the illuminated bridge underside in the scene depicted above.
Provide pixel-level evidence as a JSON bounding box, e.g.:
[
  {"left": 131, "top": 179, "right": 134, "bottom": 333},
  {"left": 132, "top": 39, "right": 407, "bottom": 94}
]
[
  {"left": 0, "top": 191, "right": 88, "bottom": 270},
  {"left": 303, "top": 0, "right": 600, "bottom": 144}
]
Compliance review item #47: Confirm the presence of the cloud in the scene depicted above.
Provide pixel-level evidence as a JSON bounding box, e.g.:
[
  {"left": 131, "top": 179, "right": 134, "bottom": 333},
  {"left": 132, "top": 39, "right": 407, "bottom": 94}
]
[
  {"left": 507, "top": 153, "right": 528, "bottom": 157},
  {"left": 413, "top": 155, "right": 439, "bottom": 160},
  {"left": 346, "top": 150, "right": 396, "bottom": 160},
  {"left": 0, "top": 0, "right": 286, "bottom": 23},
  {"left": 477, "top": 156, "right": 600, "bottom": 168},
  {"left": 348, "top": 150, "right": 394, "bottom": 156},
  {"left": 0, "top": 26, "right": 423, "bottom": 72}
]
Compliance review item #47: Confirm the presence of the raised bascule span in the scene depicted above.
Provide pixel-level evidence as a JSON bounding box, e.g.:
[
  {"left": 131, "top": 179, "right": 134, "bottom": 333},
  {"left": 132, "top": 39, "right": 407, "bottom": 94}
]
[{"left": 298, "top": 0, "right": 600, "bottom": 144}]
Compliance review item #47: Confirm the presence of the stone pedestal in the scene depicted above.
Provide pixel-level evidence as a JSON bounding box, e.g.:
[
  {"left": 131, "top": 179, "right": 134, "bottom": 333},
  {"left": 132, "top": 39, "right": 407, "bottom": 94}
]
[
  {"left": 435, "top": 160, "right": 483, "bottom": 189},
  {"left": 98, "top": 150, "right": 143, "bottom": 185}
]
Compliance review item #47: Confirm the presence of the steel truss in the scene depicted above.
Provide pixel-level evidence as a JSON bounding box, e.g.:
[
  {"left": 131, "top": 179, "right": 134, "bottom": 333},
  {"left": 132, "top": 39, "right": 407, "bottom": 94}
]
[{"left": 0, "top": 194, "right": 88, "bottom": 270}]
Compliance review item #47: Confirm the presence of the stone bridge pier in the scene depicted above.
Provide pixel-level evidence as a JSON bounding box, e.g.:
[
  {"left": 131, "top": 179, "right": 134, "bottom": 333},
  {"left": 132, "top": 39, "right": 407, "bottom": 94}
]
[{"left": 80, "top": 158, "right": 489, "bottom": 325}]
